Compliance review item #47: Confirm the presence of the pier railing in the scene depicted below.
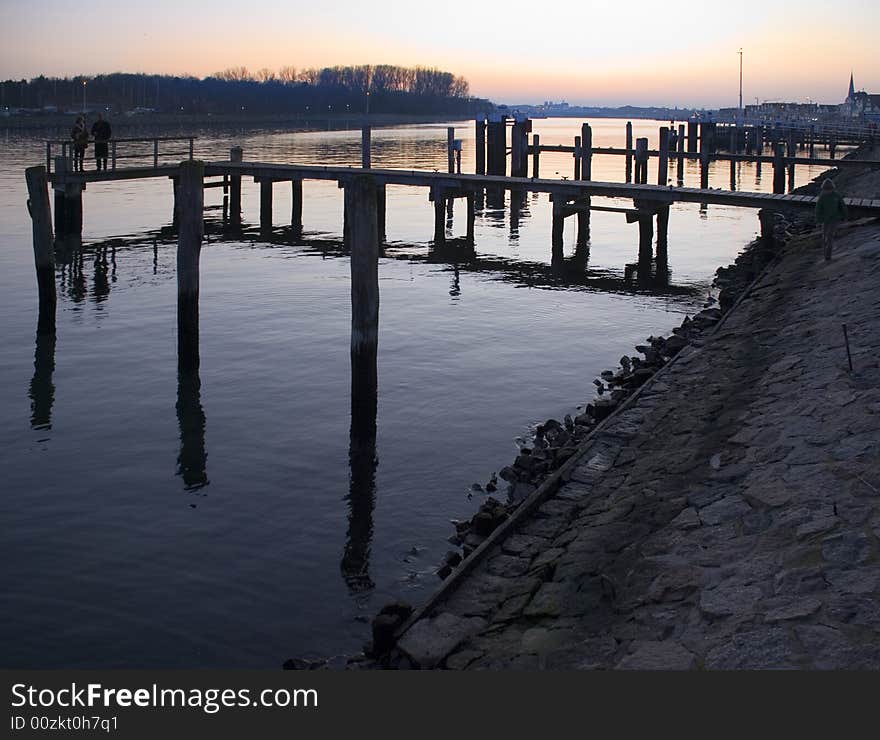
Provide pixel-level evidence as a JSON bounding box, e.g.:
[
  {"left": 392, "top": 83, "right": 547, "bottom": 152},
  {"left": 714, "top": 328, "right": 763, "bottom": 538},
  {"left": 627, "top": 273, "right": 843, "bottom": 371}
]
[{"left": 45, "top": 136, "right": 196, "bottom": 174}]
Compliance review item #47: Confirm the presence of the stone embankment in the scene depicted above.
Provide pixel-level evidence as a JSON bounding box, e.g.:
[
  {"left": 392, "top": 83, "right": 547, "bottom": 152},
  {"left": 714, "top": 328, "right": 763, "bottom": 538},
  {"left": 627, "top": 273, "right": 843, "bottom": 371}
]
[{"left": 371, "top": 146, "right": 880, "bottom": 670}]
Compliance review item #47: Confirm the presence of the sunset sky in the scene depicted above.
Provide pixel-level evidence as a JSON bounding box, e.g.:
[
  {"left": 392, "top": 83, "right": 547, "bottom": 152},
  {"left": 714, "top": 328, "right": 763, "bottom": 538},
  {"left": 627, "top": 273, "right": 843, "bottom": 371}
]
[{"left": 2, "top": 0, "right": 877, "bottom": 107}]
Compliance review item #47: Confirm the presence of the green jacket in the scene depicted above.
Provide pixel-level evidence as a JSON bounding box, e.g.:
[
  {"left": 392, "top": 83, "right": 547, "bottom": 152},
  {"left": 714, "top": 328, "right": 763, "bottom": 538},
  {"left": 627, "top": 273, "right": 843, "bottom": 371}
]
[{"left": 815, "top": 190, "right": 847, "bottom": 224}]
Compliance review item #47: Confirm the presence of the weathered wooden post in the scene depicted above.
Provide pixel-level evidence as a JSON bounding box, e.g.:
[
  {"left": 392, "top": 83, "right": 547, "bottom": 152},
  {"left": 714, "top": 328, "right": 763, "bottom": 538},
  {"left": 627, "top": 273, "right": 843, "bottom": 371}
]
[
  {"left": 260, "top": 180, "right": 273, "bottom": 232},
  {"left": 637, "top": 210, "right": 653, "bottom": 272},
  {"left": 475, "top": 118, "right": 486, "bottom": 175},
  {"left": 808, "top": 126, "right": 815, "bottom": 158},
  {"left": 656, "top": 204, "right": 670, "bottom": 254},
  {"left": 447, "top": 127, "right": 455, "bottom": 174},
  {"left": 772, "top": 142, "right": 785, "bottom": 194},
  {"left": 361, "top": 125, "right": 372, "bottom": 168},
  {"left": 25, "top": 166, "right": 57, "bottom": 335},
  {"left": 346, "top": 175, "right": 380, "bottom": 356},
  {"left": 551, "top": 195, "right": 565, "bottom": 249},
  {"left": 658, "top": 126, "right": 669, "bottom": 186},
  {"left": 376, "top": 184, "right": 386, "bottom": 244},
  {"left": 177, "top": 160, "right": 204, "bottom": 373},
  {"left": 635, "top": 137, "right": 649, "bottom": 184},
  {"left": 229, "top": 146, "right": 242, "bottom": 226},
  {"left": 291, "top": 179, "right": 303, "bottom": 236},
  {"left": 486, "top": 115, "right": 507, "bottom": 176},
  {"left": 699, "top": 129, "right": 710, "bottom": 189},
  {"left": 728, "top": 125, "right": 737, "bottom": 153},
  {"left": 581, "top": 123, "right": 592, "bottom": 180},
  {"left": 625, "top": 121, "right": 634, "bottom": 182},
  {"left": 730, "top": 159, "right": 736, "bottom": 190},
  {"left": 576, "top": 207, "right": 589, "bottom": 248},
  {"left": 787, "top": 137, "right": 796, "bottom": 192},
  {"left": 677, "top": 123, "right": 686, "bottom": 183},
  {"left": 754, "top": 125, "right": 763, "bottom": 155},
  {"left": 466, "top": 192, "right": 475, "bottom": 244},
  {"left": 532, "top": 134, "right": 541, "bottom": 178},
  {"left": 432, "top": 187, "right": 446, "bottom": 245},
  {"left": 573, "top": 135, "right": 582, "bottom": 180}
]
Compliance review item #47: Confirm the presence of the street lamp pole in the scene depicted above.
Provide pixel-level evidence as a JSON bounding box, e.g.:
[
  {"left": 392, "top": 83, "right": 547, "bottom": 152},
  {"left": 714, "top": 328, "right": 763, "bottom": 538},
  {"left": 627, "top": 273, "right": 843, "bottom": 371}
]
[{"left": 82, "top": 79, "right": 87, "bottom": 113}]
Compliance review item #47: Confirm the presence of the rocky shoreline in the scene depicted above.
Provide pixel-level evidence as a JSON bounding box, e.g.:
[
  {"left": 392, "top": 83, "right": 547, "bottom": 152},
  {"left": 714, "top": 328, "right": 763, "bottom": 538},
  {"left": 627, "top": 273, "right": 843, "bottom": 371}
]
[{"left": 283, "top": 144, "right": 876, "bottom": 670}]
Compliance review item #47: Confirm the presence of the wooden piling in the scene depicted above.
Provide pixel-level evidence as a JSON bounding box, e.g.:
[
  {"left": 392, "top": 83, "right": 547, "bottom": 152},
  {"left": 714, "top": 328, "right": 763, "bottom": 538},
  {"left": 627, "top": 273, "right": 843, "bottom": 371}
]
[
  {"left": 699, "top": 129, "right": 709, "bottom": 189},
  {"left": 466, "top": 192, "right": 475, "bottom": 244},
  {"left": 625, "top": 121, "right": 633, "bottom": 182},
  {"left": 576, "top": 207, "right": 589, "bottom": 248},
  {"left": 551, "top": 197, "right": 565, "bottom": 249},
  {"left": 376, "top": 184, "right": 386, "bottom": 244},
  {"left": 658, "top": 127, "right": 669, "bottom": 186},
  {"left": 532, "top": 134, "right": 541, "bottom": 178},
  {"left": 25, "top": 166, "right": 56, "bottom": 335},
  {"left": 475, "top": 119, "right": 486, "bottom": 175},
  {"left": 677, "top": 123, "right": 685, "bottom": 183},
  {"left": 177, "top": 160, "right": 204, "bottom": 373},
  {"left": 787, "top": 138, "right": 796, "bottom": 192},
  {"left": 433, "top": 188, "right": 446, "bottom": 245},
  {"left": 229, "top": 146, "right": 242, "bottom": 226},
  {"left": 447, "top": 127, "right": 455, "bottom": 174},
  {"left": 635, "top": 137, "right": 648, "bottom": 184},
  {"left": 730, "top": 159, "right": 736, "bottom": 190},
  {"left": 772, "top": 143, "right": 785, "bottom": 194},
  {"left": 260, "top": 180, "right": 273, "bottom": 232},
  {"left": 638, "top": 213, "right": 653, "bottom": 269},
  {"left": 687, "top": 120, "right": 698, "bottom": 153},
  {"left": 581, "top": 123, "right": 592, "bottom": 181},
  {"left": 346, "top": 175, "right": 380, "bottom": 355},
  {"left": 486, "top": 118, "right": 507, "bottom": 176},
  {"left": 291, "top": 179, "right": 303, "bottom": 235},
  {"left": 362, "top": 125, "right": 372, "bottom": 169},
  {"left": 573, "top": 136, "right": 581, "bottom": 180},
  {"left": 656, "top": 204, "right": 670, "bottom": 252}
]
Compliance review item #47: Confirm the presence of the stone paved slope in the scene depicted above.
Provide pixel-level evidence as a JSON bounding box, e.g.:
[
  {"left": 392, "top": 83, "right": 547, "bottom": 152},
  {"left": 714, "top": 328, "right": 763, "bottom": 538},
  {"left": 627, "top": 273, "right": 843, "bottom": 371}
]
[{"left": 397, "top": 220, "right": 880, "bottom": 670}]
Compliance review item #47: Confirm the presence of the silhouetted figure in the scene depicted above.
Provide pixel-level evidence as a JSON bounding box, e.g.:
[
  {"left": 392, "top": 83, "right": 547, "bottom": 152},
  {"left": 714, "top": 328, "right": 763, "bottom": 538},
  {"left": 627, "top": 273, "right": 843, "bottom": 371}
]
[
  {"left": 28, "top": 332, "right": 56, "bottom": 431},
  {"left": 341, "top": 343, "right": 378, "bottom": 592},
  {"left": 91, "top": 113, "right": 112, "bottom": 171},
  {"left": 71, "top": 116, "right": 88, "bottom": 172},
  {"left": 815, "top": 178, "right": 848, "bottom": 261}
]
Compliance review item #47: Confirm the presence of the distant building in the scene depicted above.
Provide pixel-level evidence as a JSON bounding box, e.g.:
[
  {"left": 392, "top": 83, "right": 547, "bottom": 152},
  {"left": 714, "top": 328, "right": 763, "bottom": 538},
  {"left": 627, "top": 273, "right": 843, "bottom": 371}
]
[
  {"left": 743, "top": 101, "right": 818, "bottom": 120},
  {"left": 840, "top": 72, "right": 880, "bottom": 120}
]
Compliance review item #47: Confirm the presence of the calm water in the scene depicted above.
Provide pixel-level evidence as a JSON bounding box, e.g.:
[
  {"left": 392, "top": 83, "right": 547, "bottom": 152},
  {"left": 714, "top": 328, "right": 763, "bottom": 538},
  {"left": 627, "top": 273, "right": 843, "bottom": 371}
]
[{"left": 0, "top": 118, "right": 837, "bottom": 667}]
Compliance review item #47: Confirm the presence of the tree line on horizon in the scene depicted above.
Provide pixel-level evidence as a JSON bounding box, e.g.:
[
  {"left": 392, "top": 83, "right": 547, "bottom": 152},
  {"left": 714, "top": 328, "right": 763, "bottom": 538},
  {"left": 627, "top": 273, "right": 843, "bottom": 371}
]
[{"left": 1, "top": 65, "right": 491, "bottom": 117}]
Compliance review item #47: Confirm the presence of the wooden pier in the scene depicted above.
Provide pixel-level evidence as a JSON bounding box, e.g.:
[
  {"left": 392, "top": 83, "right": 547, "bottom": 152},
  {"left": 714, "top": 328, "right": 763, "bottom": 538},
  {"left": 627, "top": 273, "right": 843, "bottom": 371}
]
[{"left": 26, "top": 123, "right": 880, "bottom": 344}]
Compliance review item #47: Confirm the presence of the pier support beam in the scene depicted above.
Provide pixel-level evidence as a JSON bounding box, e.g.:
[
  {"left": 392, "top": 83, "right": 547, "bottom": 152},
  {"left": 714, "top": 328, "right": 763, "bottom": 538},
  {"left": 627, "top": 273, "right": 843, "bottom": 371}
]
[
  {"left": 486, "top": 117, "right": 507, "bottom": 176},
  {"left": 772, "top": 143, "right": 785, "bottom": 195},
  {"left": 573, "top": 135, "right": 582, "bottom": 180},
  {"left": 432, "top": 187, "right": 446, "bottom": 245},
  {"left": 581, "top": 123, "right": 592, "bottom": 181},
  {"left": 634, "top": 137, "right": 648, "bottom": 184},
  {"left": 447, "top": 127, "right": 455, "bottom": 174},
  {"left": 576, "top": 207, "right": 590, "bottom": 248},
  {"left": 229, "top": 146, "right": 242, "bottom": 226},
  {"left": 260, "top": 180, "right": 273, "bottom": 232},
  {"left": 699, "top": 131, "right": 710, "bottom": 190},
  {"left": 677, "top": 123, "right": 685, "bottom": 184},
  {"left": 658, "top": 126, "right": 669, "bottom": 186},
  {"left": 687, "top": 119, "right": 697, "bottom": 153},
  {"left": 637, "top": 214, "right": 653, "bottom": 274},
  {"left": 532, "top": 134, "right": 540, "bottom": 178},
  {"left": 625, "top": 121, "right": 633, "bottom": 182},
  {"left": 656, "top": 205, "right": 670, "bottom": 252},
  {"left": 25, "top": 166, "right": 56, "bottom": 335},
  {"left": 466, "top": 192, "right": 475, "bottom": 245},
  {"left": 346, "top": 176, "right": 380, "bottom": 355},
  {"left": 551, "top": 196, "right": 565, "bottom": 249},
  {"left": 475, "top": 119, "right": 486, "bottom": 175},
  {"left": 291, "top": 179, "right": 303, "bottom": 236},
  {"left": 177, "top": 160, "right": 204, "bottom": 373}
]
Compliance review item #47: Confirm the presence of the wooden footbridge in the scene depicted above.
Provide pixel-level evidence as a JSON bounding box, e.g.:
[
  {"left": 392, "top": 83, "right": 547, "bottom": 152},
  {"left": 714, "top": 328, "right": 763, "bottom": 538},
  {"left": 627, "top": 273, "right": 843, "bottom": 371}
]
[{"left": 25, "top": 120, "right": 880, "bottom": 341}]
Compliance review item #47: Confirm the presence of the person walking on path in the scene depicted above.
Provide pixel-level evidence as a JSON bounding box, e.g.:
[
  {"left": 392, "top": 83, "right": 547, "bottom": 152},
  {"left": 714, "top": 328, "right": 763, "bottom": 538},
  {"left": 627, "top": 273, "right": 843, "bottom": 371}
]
[
  {"left": 815, "top": 178, "right": 848, "bottom": 261},
  {"left": 71, "top": 116, "right": 89, "bottom": 172},
  {"left": 90, "top": 113, "right": 112, "bottom": 171}
]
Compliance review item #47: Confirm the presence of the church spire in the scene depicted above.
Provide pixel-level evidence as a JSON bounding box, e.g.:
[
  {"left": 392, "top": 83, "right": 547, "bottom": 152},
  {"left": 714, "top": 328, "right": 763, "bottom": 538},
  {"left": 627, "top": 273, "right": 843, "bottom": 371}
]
[{"left": 848, "top": 71, "right": 855, "bottom": 100}]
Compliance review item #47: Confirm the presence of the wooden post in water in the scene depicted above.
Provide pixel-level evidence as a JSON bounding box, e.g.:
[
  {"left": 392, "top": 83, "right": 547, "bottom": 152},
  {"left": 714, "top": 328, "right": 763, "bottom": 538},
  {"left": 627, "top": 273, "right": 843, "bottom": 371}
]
[
  {"left": 532, "top": 134, "right": 540, "bottom": 178},
  {"left": 361, "top": 125, "right": 372, "bottom": 168},
  {"left": 576, "top": 207, "right": 589, "bottom": 248},
  {"left": 25, "top": 166, "right": 56, "bottom": 335},
  {"left": 475, "top": 119, "right": 486, "bottom": 175},
  {"left": 177, "top": 160, "right": 204, "bottom": 373},
  {"left": 808, "top": 126, "right": 815, "bottom": 158},
  {"left": 658, "top": 127, "right": 669, "bottom": 186},
  {"left": 772, "top": 142, "right": 785, "bottom": 194},
  {"left": 229, "top": 146, "right": 242, "bottom": 226},
  {"left": 625, "top": 121, "right": 633, "bottom": 182},
  {"left": 486, "top": 117, "right": 507, "bottom": 176},
  {"left": 573, "top": 135, "right": 581, "bottom": 180},
  {"left": 466, "top": 192, "right": 475, "bottom": 245},
  {"left": 551, "top": 196, "right": 565, "bottom": 249},
  {"left": 677, "top": 123, "right": 685, "bottom": 183},
  {"left": 637, "top": 211, "right": 653, "bottom": 272},
  {"left": 635, "top": 137, "right": 649, "bottom": 184},
  {"left": 291, "top": 179, "right": 303, "bottom": 236},
  {"left": 432, "top": 187, "right": 446, "bottom": 245},
  {"left": 346, "top": 175, "right": 380, "bottom": 356},
  {"left": 447, "top": 127, "right": 455, "bottom": 174},
  {"left": 376, "top": 184, "right": 386, "bottom": 244},
  {"left": 730, "top": 159, "right": 736, "bottom": 190},
  {"left": 787, "top": 137, "right": 796, "bottom": 192},
  {"left": 260, "top": 180, "right": 273, "bottom": 232},
  {"left": 656, "top": 204, "right": 670, "bottom": 255},
  {"left": 754, "top": 125, "right": 763, "bottom": 155},
  {"left": 699, "top": 128, "right": 709, "bottom": 189},
  {"left": 687, "top": 120, "right": 697, "bottom": 153},
  {"left": 581, "top": 123, "right": 592, "bottom": 180},
  {"left": 728, "top": 125, "right": 736, "bottom": 153}
]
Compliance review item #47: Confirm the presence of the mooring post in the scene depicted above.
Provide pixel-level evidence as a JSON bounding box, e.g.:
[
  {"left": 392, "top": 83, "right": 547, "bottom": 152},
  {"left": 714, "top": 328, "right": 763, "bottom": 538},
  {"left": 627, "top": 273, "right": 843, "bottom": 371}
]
[
  {"left": 532, "top": 134, "right": 541, "bottom": 178},
  {"left": 291, "top": 179, "right": 303, "bottom": 236},
  {"left": 637, "top": 212, "right": 653, "bottom": 270},
  {"left": 754, "top": 125, "right": 763, "bottom": 155},
  {"left": 229, "top": 146, "right": 242, "bottom": 226},
  {"left": 635, "top": 137, "right": 649, "bottom": 184},
  {"left": 625, "top": 121, "right": 633, "bottom": 182},
  {"left": 772, "top": 142, "right": 785, "bottom": 194},
  {"left": 346, "top": 175, "right": 380, "bottom": 356},
  {"left": 581, "top": 123, "right": 592, "bottom": 181},
  {"left": 172, "top": 177, "right": 180, "bottom": 227},
  {"left": 432, "top": 187, "right": 446, "bottom": 245},
  {"left": 475, "top": 118, "right": 486, "bottom": 175},
  {"left": 486, "top": 116, "right": 507, "bottom": 176},
  {"left": 260, "top": 180, "right": 273, "bottom": 232},
  {"left": 808, "top": 126, "right": 815, "bottom": 158},
  {"left": 361, "top": 125, "right": 372, "bottom": 169},
  {"left": 729, "top": 125, "right": 736, "bottom": 153},
  {"left": 573, "top": 135, "right": 581, "bottom": 180},
  {"left": 730, "top": 159, "right": 736, "bottom": 190},
  {"left": 658, "top": 126, "right": 669, "bottom": 186},
  {"left": 376, "top": 183, "right": 386, "bottom": 244},
  {"left": 447, "top": 127, "right": 455, "bottom": 174},
  {"left": 466, "top": 192, "right": 475, "bottom": 245},
  {"left": 551, "top": 196, "right": 565, "bottom": 249},
  {"left": 787, "top": 138, "right": 796, "bottom": 192},
  {"left": 177, "top": 160, "right": 204, "bottom": 373},
  {"left": 25, "top": 166, "right": 57, "bottom": 335},
  {"left": 677, "top": 123, "right": 686, "bottom": 183},
  {"left": 699, "top": 129, "right": 709, "bottom": 190},
  {"left": 687, "top": 119, "right": 698, "bottom": 153},
  {"left": 53, "top": 156, "right": 67, "bottom": 238}
]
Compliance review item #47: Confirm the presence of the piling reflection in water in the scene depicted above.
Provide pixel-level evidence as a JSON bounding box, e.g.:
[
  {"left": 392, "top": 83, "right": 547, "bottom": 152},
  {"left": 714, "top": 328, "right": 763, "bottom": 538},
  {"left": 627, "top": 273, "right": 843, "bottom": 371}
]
[
  {"left": 341, "top": 341, "right": 378, "bottom": 592},
  {"left": 176, "top": 292, "right": 208, "bottom": 491},
  {"left": 28, "top": 331, "right": 56, "bottom": 431}
]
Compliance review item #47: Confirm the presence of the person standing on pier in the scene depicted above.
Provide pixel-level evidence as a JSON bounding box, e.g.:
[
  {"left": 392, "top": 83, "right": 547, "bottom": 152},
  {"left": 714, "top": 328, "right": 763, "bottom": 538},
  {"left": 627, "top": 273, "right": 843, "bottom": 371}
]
[
  {"left": 71, "top": 116, "right": 89, "bottom": 172},
  {"left": 91, "top": 113, "right": 112, "bottom": 171},
  {"left": 815, "top": 179, "right": 848, "bottom": 261}
]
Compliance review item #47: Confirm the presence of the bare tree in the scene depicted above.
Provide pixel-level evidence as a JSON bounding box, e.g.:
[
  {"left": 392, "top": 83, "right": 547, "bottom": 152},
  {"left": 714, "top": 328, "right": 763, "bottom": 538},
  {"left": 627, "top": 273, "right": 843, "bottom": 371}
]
[{"left": 278, "top": 65, "right": 297, "bottom": 84}]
